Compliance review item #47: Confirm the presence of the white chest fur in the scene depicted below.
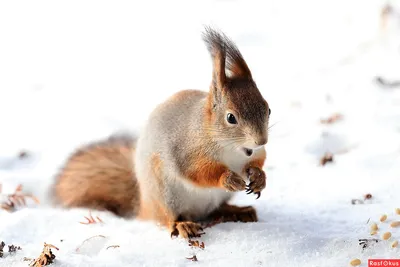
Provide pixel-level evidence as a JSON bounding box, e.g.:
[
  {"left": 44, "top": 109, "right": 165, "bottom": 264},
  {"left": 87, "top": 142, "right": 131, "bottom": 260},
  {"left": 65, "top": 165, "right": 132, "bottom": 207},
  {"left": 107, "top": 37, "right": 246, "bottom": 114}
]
[
  {"left": 220, "top": 146, "right": 263, "bottom": 178},
  {"left": 167, "top": 175, "right": 233, "bottom": 220}
]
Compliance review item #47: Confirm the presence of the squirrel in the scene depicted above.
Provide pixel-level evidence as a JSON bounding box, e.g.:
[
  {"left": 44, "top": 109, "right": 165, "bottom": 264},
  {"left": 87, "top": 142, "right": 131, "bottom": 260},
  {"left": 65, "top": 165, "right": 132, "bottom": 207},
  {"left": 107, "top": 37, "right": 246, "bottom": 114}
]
[{"left": 51, "top": 26, "right": 271, "bottom": 239}]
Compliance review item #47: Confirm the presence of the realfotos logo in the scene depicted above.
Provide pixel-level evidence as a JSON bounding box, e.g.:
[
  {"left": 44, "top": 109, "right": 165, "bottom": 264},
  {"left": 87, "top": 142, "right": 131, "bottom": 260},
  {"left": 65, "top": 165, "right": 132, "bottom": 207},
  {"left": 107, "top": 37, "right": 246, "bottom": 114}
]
[{"left": 369, "top": 259, "right": 400, "bottom": 267}]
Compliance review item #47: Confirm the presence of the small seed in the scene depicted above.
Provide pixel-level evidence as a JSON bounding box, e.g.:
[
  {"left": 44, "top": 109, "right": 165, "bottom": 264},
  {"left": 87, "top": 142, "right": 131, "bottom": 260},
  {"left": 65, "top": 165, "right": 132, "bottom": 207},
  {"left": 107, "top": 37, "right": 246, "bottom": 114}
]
[
  {"left": 382, "top": 232, "right": 392, "bottom": 240},
  {"left": 380, "top": 214, "right": 388, "bottom": 222},
  {"left": 350, "top": 258, "right": 361, "bottom": 266},
  {"left": 390, "top": 221, "right": 400, "bottom": 228},
  {"left": 371, "top": 223, "right": 378, "bottom": 231},
  {"left": 391, "top": 240, "right": 398, "bottom": 248},
  {"left": 396, "top": 208, "right": 400, "bottom": 215},
  {"left": 370, "top": 230, "right": 378, "bottom": 235}
]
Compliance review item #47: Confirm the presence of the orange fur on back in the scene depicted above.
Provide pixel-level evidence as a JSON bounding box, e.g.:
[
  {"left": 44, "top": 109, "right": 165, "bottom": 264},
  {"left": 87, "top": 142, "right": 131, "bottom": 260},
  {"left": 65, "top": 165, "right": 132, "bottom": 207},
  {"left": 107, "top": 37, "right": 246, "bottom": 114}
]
[{"left": 52, "top": 134, "right": 139, "bottom": 217}]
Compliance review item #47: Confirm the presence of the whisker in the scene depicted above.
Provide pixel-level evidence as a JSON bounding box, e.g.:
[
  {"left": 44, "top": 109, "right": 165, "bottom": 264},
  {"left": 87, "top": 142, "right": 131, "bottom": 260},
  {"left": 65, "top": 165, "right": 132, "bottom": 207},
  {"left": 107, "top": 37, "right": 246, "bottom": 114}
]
[{"left": 268, "top": 121, "right": 280, "bottom": 131}]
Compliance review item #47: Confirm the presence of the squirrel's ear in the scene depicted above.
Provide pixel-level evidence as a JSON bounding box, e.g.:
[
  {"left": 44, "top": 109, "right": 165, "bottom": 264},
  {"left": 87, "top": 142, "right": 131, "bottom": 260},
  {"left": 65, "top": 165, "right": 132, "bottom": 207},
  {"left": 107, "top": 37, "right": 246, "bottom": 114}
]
[
  {"left": 203, "top": 26, "right": 227, "bottom": 91},
  {"left": 212, "top": 47, "right": 227, "bottom": 90},
  {"left": 226, "top": 49, "right": 252, "bottom": 79},
  {"left": 203, "top": 26, "right": 252, "bottom": 84}
]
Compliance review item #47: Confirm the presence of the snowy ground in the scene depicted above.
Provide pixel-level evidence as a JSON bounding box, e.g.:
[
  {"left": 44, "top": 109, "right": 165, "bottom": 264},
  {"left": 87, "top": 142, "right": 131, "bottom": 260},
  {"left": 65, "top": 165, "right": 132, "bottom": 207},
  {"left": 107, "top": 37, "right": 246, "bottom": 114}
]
[{"left": 1, "top": 0, "right": 400, "bottom": 266}]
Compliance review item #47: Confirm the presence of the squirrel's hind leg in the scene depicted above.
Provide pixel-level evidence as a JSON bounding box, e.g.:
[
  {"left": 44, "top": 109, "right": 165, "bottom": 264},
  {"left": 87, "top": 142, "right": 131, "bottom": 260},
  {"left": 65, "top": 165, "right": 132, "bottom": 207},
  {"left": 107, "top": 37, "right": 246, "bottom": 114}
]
[
  {"left": 207, "top": 203, "right": 258, "bottom": 223},
  {"left": 170, "top": 220, "right": 205, "bottom": 239}
]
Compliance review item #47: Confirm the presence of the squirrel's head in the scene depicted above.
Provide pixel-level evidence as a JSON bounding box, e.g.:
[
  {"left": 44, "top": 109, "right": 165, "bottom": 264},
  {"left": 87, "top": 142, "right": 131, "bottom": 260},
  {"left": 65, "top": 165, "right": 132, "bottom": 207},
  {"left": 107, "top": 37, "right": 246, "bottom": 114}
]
[{"left": 203, "top": 27, "right": 270, "bottom": 155}]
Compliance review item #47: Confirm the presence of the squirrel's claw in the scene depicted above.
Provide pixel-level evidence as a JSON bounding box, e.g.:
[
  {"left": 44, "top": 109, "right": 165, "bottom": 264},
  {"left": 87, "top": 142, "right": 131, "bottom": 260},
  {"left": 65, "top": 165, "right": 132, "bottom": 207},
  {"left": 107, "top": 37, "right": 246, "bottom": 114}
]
[
  {"left": 246, "top": 184, "right": 261, "bottom": 199},
  {"left": 170, "top": 228, "right": 179, "bottom": 239},
  {"left": 246, "top": 166, "right": 266, "bottom": 200}
]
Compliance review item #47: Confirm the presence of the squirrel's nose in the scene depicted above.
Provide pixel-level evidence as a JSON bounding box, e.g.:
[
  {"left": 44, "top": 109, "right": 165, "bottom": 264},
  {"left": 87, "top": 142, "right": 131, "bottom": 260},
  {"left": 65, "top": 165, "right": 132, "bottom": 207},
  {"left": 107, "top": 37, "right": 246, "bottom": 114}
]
[{"left": 255, "top": 136, "right": 268, "bottom": 146}]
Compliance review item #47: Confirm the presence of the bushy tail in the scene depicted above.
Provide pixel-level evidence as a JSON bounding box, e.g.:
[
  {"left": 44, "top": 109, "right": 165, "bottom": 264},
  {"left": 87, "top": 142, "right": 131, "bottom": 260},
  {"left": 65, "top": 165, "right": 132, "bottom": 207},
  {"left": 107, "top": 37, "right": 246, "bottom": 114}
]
[{"left": 51, "top": 133, "right": 139, "bottom": 218}]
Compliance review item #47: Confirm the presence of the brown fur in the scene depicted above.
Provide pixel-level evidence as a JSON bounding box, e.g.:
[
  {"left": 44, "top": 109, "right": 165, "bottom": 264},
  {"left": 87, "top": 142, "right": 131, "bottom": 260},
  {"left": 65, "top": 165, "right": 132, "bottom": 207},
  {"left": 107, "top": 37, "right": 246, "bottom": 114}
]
[
  {"left": 52, "top": 134, "right": 139, "bottom": 217},
  {"left": 207, "top": 203, "right": 258, "bottom": 222},
  {"left": 203, "top": 28, "right": 270, "bottom": 148},
  {"left": 52, "top": 27, "right": 269, "bottom": 239},
  {"left": 185, "top": 155, "right": 228, "bottom": 188}
]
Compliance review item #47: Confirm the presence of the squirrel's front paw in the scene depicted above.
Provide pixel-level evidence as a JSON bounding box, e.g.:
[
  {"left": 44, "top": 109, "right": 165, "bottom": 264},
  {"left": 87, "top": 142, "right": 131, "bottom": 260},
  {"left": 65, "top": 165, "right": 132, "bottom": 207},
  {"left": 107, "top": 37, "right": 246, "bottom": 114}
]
[
  {"left": 223, "top": 171, "right": 246, "bottom": 192},
  {"left": 170, "top": 221, "right": 205, "bottom": 239},
  {"left": 246, "top": 167, "right": 266, "bottom": 199}
]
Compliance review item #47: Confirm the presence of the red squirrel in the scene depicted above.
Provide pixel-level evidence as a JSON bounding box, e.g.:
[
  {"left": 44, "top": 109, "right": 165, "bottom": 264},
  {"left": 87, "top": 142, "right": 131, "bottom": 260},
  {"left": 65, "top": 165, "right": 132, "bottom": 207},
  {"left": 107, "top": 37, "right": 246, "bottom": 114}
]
[{"left": 52, "top": 26, "right": 271, "bottom": 239}]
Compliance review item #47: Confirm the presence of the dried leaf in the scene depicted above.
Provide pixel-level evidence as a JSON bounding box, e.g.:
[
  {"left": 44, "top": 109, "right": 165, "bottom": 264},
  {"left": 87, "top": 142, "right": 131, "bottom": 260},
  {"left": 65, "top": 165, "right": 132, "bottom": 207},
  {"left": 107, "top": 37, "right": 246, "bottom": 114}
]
[
  {"left": 29, "top": 242, "right": 59, "bottom": 267},
  {"left": 0, "top": 241, "right": 5, "bottom": 258},
  {"left": 8, "top": 244, "right": 21, "bottom": 253},
  {"left": 320, "top": 153, "right": 334, "bottom": 166}
]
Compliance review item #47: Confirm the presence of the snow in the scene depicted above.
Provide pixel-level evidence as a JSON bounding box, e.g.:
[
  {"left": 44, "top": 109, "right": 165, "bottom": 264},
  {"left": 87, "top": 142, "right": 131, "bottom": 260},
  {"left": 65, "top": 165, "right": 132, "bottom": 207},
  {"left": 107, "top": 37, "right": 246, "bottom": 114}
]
[{"left": 1, "top": 0, "right": 400, "bottom": 266}]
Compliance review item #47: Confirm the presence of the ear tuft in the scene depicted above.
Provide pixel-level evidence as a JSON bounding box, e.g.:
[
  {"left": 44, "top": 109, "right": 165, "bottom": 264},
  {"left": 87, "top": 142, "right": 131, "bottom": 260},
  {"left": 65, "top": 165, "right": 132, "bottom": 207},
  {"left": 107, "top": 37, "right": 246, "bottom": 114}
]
[
  {"left": 202, "top": 26, "right": 226, "bottom": 89},
  {"left": 202, "top": 26, "right": 252, "bottom": 81}
]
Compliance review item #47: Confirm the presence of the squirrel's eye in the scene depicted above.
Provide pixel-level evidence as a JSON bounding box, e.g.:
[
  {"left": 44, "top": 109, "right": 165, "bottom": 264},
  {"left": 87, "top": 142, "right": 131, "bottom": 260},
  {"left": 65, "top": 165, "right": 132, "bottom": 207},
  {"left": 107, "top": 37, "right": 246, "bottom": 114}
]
[
  {"left": 227, "top": 113, "right": 237, "bottom": 124},
  {"left": 268, "top": 108, "right": 271, "bottom": 116}
]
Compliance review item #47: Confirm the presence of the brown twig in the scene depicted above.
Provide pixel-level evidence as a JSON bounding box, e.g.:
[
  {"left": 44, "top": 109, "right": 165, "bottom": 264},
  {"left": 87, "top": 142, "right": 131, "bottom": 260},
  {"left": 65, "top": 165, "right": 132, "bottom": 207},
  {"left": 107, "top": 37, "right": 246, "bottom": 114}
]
[
  {"left": 1, "top": 184, "right": 40, "bottom": 212},
  {"left": 79, "top": 210, "right": 104, "bottom": 225},
  {"left": 186, "top": 255, "right": 198, "bottom": 262}
]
